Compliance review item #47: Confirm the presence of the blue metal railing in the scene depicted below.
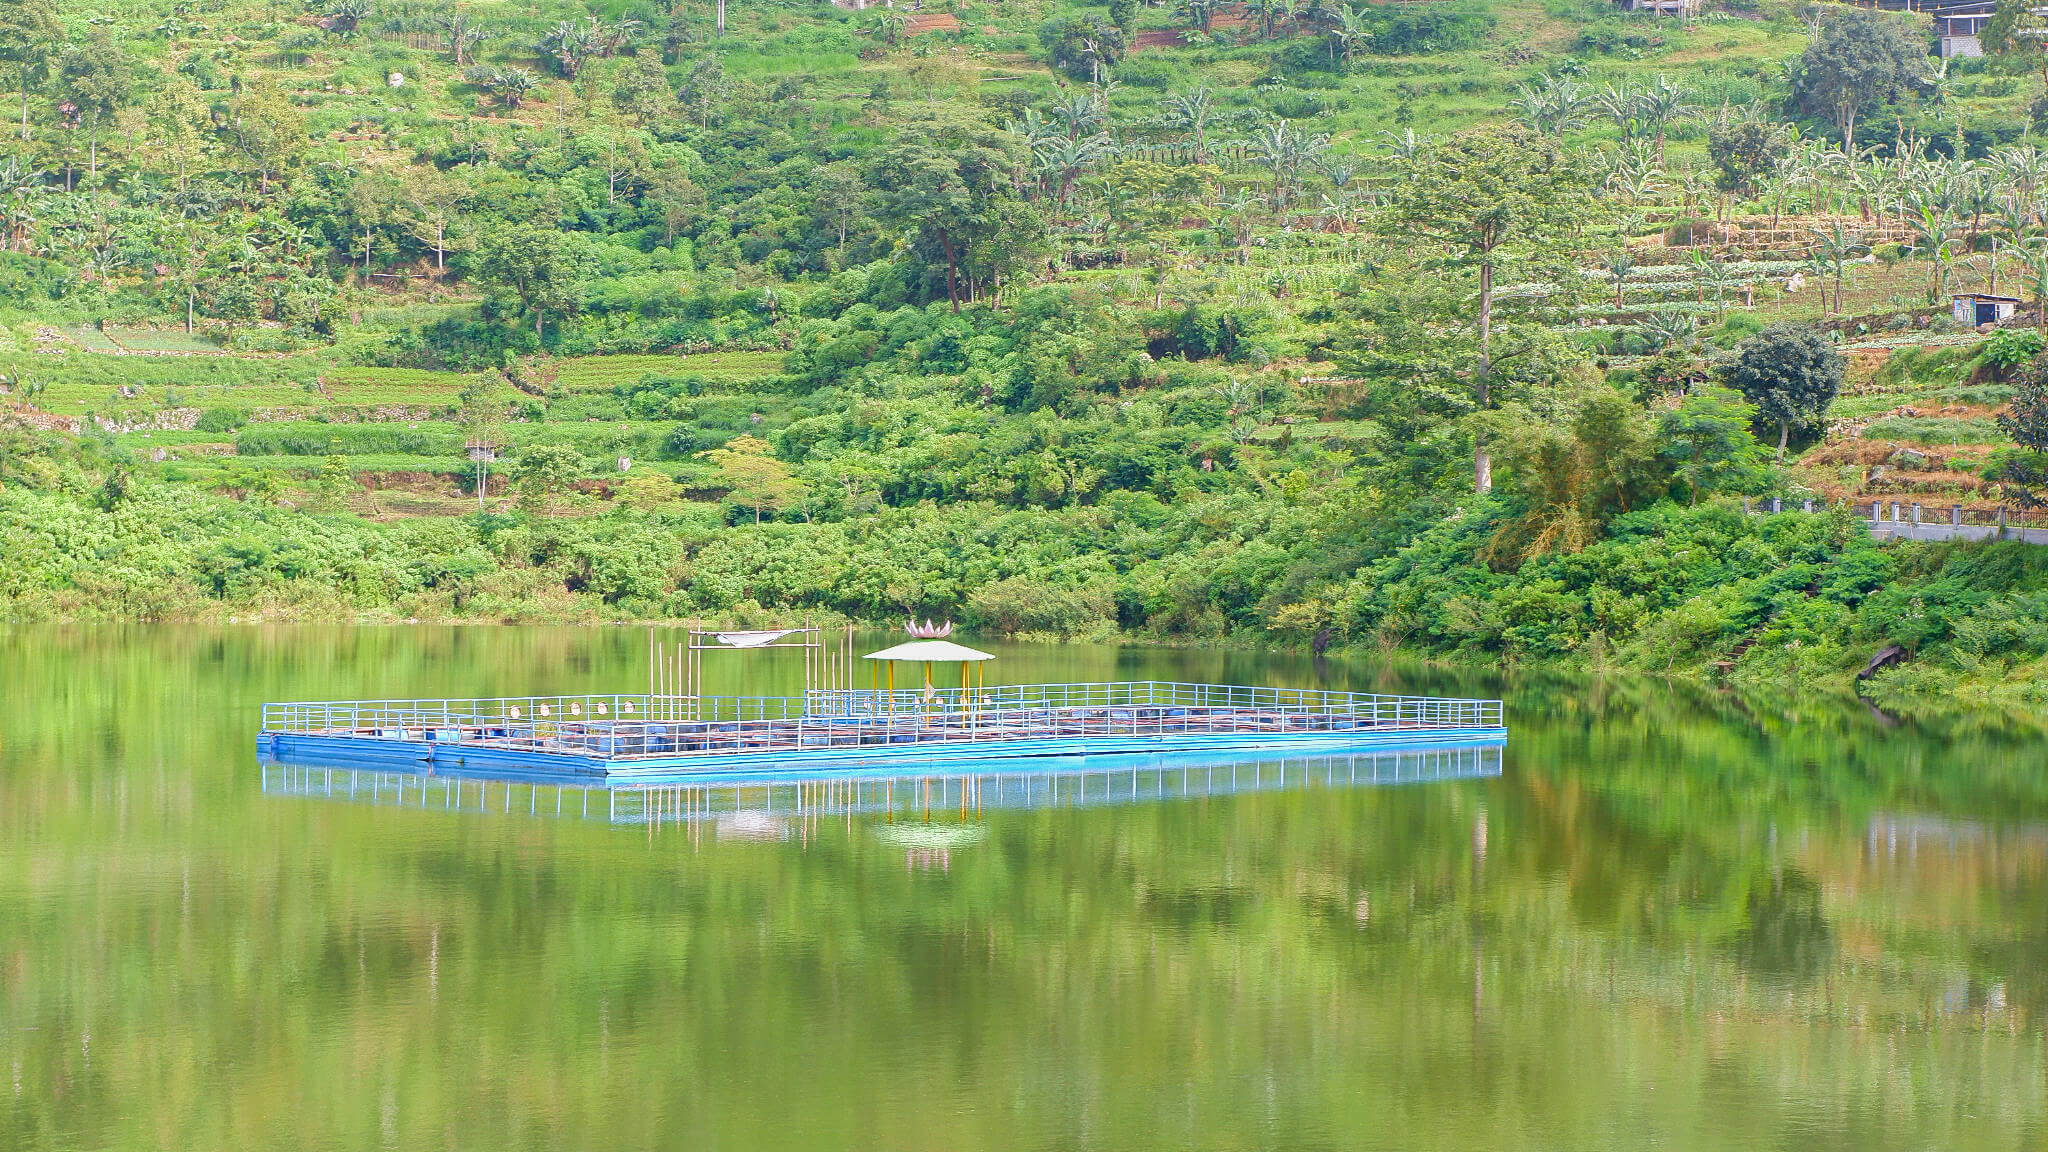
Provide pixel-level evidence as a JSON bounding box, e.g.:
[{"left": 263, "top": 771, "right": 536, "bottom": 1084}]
[{"left": 260, "top": 681, "right": 1505, "bottom": 762}]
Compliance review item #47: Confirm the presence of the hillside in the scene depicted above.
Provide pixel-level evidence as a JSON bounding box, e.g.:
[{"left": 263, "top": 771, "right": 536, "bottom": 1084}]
[{"left": 7, "top": 0, "right": 2048, "bottom": 702}]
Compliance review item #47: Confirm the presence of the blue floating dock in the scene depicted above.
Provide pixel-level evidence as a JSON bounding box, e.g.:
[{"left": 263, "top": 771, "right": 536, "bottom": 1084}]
[{"left": 258, "top": 681, "right": 1506, "bottom": 780}]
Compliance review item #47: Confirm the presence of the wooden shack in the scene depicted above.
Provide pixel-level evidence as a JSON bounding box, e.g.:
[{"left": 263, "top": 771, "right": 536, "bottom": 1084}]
[{"left": 1952, "top": 292, "right": 2021, "bottom": 327}]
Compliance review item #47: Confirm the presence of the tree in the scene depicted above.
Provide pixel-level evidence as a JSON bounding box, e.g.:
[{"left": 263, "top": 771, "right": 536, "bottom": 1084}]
[
  {"left": 226, "top": 80, "right": 308, "bottom": 194},
  {"left": 642, "top": 159, "right": 704, "bottom": 248},
  {"left": 1993, "top": 355, "right": 2048, "bottom": 505},
  {"left": 510, "top": 443, "right": 584, "bottom": 516},
  {"left": 1707, "top": 115, "right": 1793, "bottom": 200},
  {"left": 1486, "top": 390, "right": 1666, "bottom": 561},
  {"left": 1983, "top": 0, "right": 2048, "bottom": 87},
  {"left": 1382, "top": 126, "right": 1595, "bottom": 492},
  {"left": 0, "top": 0, "right": 58, "bottom": 142},
  {"left": 1788, "top": 9, "right": 1931, "bottom": 150},
  {"left": 1657, "top": 387, "right": 1775, "bottom": 503},
  {"left": 472, "top": 224, "right": 593, "bottom": 338},
  {"left": 443, "top": 12, "right": 492, "bottom": 65},
  {"left": 1038, "top": 16, "right": 1124, "bottom": 83},
  {"left": 464, "top": 65, "right": 540, "bottom": 110},
  {"left": 867, "top": 120, "right": 1034, "bottom": 311},
  {"left": 701, "top": 435, "right": 803, "bottom": 522},
  {"left": 1719, "top": 325, "right": 1844, "bottom": 459},
  {"left": 398, "top": 167, "right": 469, "bottom": 273},
  {"left": 53, "top": 37, "right": 136, "bottom": 184}
]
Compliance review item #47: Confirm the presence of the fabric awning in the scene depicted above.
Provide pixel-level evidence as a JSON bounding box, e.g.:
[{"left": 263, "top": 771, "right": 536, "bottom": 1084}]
[{"left": 711, "top": 629, "right": 801, "bottom": 648}]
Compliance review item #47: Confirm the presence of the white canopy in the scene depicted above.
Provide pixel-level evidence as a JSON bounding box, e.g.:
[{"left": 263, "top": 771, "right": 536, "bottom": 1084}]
[
  {"left": 712, "top": 629, "right": 801, "bottom": 648},
  {"left": 861, "top": 640, "right": 996, "bottom": 663}
]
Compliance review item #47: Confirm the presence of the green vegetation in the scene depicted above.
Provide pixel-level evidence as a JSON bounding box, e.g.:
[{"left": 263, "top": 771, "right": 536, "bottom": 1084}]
[{"left": 10, "top": 0, "right": 2048, "bottom": 703}]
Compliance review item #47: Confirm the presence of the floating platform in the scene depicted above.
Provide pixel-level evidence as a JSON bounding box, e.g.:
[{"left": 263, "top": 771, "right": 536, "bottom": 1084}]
[{"left": 258, "top": 681, "right": 1506, "bottom": 780}]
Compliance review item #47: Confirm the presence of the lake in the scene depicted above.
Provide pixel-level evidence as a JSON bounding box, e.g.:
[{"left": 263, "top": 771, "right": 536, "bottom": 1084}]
[{"left": 3, "top": 625, "right": 2044, "bottom": 1150}]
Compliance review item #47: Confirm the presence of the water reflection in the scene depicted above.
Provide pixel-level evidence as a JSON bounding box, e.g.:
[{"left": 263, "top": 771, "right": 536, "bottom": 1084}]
[{"left": 259, "top": 742, "right": 1505, "bottom": 833}]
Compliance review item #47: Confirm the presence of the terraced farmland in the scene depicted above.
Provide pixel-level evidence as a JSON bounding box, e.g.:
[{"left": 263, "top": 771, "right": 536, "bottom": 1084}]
[{"left": 549, "top": 352, "right": 785, "bottom": 392}]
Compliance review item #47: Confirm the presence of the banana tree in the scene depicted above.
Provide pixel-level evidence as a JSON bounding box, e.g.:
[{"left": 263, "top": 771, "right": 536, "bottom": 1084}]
[
  {"left": 1998, "top": 235, "right": 2048, "bottom": 336},
  {"left": 1809, "top": 222, "right": 1867, "bottom": 315},
  {"left": 1907, "top": 205, "right": 1960, "bottom": 304}
]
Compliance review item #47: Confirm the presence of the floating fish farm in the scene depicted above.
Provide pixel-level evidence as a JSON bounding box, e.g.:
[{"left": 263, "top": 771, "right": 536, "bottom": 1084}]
[
  {"left": 258, "top": 680, "right": 1505, "bottom": 779},
  {"left": 257, "top": 626, "right": 1505, "bottom": 780}
]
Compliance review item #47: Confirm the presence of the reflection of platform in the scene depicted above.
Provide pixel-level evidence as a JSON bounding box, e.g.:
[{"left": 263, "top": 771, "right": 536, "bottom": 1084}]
[{"left": 259, "top": 740, "right": 1505, "bottom": 827}]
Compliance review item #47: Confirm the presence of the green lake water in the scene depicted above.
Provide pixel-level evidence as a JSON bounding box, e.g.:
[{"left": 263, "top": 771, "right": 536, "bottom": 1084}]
[{"left": 3, "top": 625, "right": 2046, "bottom": 1150}]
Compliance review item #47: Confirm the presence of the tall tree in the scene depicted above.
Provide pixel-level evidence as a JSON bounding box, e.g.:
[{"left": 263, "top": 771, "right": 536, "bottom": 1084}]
[
  {"left": 702, "top": 435, "right": 803, "bottom": 523},
  {"left": 473, "top": 223, "right": 593, "bottom": 338},
  {"left": 226, "top": 80, "right": 308, "bottom": 194},
  {"left": 867, "top": 119, "right": 1033, "bottom": 311},
  {"left": 0, "top": 0, "right": 59, "bottom": 142},
  {"left": 1382, "top": 126, "right": 1595, "bottom": 492},
  {"left": 1719, "top": 324, "right": 1844, "bottom": 459},
  {"left": 1788, "top": 9, "right": 1930, "bottom": 150},
  {"left": 53, "top": 36, "right": 135, "bottom": 184}
]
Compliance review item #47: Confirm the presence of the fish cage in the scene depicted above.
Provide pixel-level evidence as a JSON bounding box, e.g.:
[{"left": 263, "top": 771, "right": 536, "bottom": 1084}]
[{"left": 257, "top": 679, "right": 1507, "bottom": 779}]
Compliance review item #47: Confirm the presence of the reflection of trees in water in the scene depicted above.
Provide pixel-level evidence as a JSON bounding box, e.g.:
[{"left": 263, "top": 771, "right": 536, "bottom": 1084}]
[
  {"left": 1732, "top": 867, "right": 1833, "bottom": 978},
  {"left": 5, "top": 628, "right": 2048, "bottom": 1148}
]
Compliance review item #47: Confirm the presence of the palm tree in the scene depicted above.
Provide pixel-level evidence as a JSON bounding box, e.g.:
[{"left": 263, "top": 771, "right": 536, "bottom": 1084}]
[
  {"left": 1601, "top": 249, "right": 1635, "bottom": 309},
  {"left": 1247, "top": 119, "right": 1328, "bottom": 211},
  {"left": 1633, "top": 75, "right": 1692, "bottom": 165},
  {"left": 1174, "top": 0, "right": 1220, "bottom": 34},
  {"left": 1247, "top": 0, "right": 1296, "bottom": 40},
  {"left": 1908, "top": 204, "right": 1963, "bottom": 304},
  {"left": 1810, "top": 222, "right": 1867, "bottom": 315},
  {"left": 321, "top": 0, "right": 369, "bottom": 38},
  {"left": 1210, "top": 189, "right": 1264, "bottom": 264},
  {"left": 1327, "top": 5, "right": 1371, "bottom": 66},
  {"left": 1640, "top": 311, "right": 1697, "bottom": 352},
  {"left": 1051, "top": 92, "right": 1104, "bottom": 141},
  {"left": 1035, "top": 135, "right": 1113, "bottom": 211},
  {"left": 1379, "top": 128, "right": 1432, "bottom": 164},
  {"left": 1162, "top": 87, "right": 1215, "bottom": 162},
  {"left": 1997, "top": 235, "right": 2048, "bottom": 336},
  {"left": 1594, "top": 83, "right": 1642, "bottom": 139},
  {"left": 443, "top": 13, "right": 491, "bottom": 65},
  {"left": 868, "top": 8, "right": 911, "bottom": 47},
  {"left": 1512, "top": 74, "right": 1588, "bottom": 138},
  {"left": 1992, "top": 144, "right": 2048, "bottom": 219},
  {"left": 464, "top": 65, "right": 538, "bottom": 110}
]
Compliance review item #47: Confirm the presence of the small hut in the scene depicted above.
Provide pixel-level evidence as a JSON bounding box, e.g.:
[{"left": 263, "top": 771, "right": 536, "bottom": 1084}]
[{"left": 1953, "top": 292, "right": 2021, "bottom": 327}]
